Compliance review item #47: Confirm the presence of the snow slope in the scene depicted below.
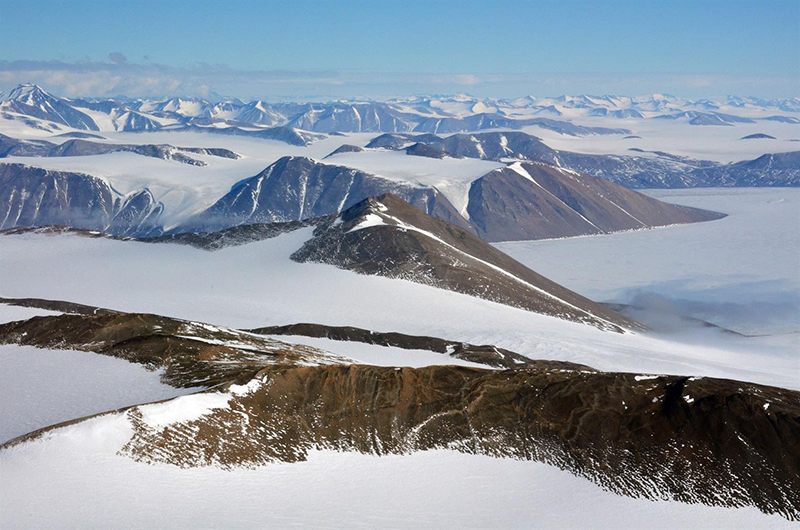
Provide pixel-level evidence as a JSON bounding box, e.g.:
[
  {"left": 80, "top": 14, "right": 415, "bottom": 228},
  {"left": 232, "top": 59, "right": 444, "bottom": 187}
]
[
  {"left": 324, "top": 148, "right": 503, "bottom": 215},
  {"left": 0, "top": 343, "right": 193, "bottom": 443},
  {"left": 0, "top": 417, "right": 792, "bottom": 530},
  {"left": 0, "top": 220, "right": 796, "bottom": 389},
  {"left": 496, "top": 187, "right": 800, "bottom": 336}
]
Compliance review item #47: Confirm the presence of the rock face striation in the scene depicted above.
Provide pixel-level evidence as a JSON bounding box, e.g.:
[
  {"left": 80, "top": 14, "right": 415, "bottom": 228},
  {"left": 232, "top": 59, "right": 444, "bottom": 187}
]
[
  {"left": 0, "top": 164, "right": 163, "bottom": 236},
  {"left": 465, "top": 161, "right": 724, "bottom": 241},
  {"left": 173, "top": 155, "right": 725, "bottom": 241},
  {"left": 175, "top": 156, "right": 471, "bottom": 233}
]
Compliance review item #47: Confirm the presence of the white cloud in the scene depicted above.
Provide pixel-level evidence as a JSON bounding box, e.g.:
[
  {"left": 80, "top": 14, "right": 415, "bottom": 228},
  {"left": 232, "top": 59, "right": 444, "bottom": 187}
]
[{"left": 0, "top": 60, "right": 796, "bottom": 100}]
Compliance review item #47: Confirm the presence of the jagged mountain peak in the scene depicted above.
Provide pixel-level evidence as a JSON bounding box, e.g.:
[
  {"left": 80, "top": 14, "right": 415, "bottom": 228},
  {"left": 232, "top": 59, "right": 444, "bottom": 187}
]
[{"left": 4, "top": 83, "right": 51, "bottom": 103}]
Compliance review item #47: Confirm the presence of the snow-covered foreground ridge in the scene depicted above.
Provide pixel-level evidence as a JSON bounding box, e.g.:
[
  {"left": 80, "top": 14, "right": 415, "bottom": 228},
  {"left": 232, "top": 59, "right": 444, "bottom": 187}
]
[{"left": 0, "top": 297, "right": 798, "bottom": 522}]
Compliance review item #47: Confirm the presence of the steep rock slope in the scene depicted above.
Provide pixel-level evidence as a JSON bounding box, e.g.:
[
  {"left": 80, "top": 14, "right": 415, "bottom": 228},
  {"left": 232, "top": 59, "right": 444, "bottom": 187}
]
[
  {"left": 466, "top": 162, "right": 725, "bottom": 241},
  {"left": 291, "top": 194, "right": 638, "bottom": 332},
  {"left": 176, "top": 156, "right": 471, "bottom": 233},
  {"left": 0, "top": 164, "right": 163, "bottom": 236}
]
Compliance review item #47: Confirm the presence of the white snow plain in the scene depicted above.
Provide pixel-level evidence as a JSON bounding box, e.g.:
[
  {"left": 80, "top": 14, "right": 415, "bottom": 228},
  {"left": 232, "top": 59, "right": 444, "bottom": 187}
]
[
  {"left": 526, "top": 117, "right": 800, "bottom": 163},
  {"left": 496, "top": 187, "right": 800, "bottom": 336},
  {"left": 0, "top": 343, "right": 194, "bottom": 443},
  {"left": 0, "top": 412, "right": 793, "bottom": 530},
  {"left": 0, "top": 199, "right": 796, "bottom": 390}
]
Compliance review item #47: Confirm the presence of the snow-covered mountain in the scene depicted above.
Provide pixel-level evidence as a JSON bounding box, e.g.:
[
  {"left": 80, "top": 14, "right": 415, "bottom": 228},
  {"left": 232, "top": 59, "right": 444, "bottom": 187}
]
[
  {"left": 0, "top": 164, "right": 163, "bottom": 237},
  {"left": 3, "top": 84, "right": 797, "bottom": 137},
  {"left": 367, "top": 131, "right": 800, "bottom": 188},
  {"left": 0, "top": 84, "right": 99, "bottom": 131}
]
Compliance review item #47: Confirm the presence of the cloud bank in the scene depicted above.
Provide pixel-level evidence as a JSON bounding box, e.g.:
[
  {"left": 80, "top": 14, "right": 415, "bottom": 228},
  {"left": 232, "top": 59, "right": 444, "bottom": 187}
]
[{"left": 0, "top": 59, "right": 796, "bottom": 101}]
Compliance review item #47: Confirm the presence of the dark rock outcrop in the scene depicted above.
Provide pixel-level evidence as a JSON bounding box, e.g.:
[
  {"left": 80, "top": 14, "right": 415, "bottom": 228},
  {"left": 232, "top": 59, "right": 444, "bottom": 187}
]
[
  {"left": 1, "top": 298, "right": 797, "bottom": 520},
  {"left": 465, "top": 162, "right": 725, "bottom": 241},
  {"left": 249, "top": 322, "right": 593, "bottom": 370},
  {"left": 292, "top": 194, "right": 639, "bottom": 332},
  {"left": 323, "top": 144, "right": 364, "bottom": 158},
  {"left": 118, "top": 365, "right": 800, "bottom": 521},
  {"left": 0, "top": 309, "right": 348, "bottom": 388},
  {"left": 741, "top": 133, "right": 777, "bottom": 140}
]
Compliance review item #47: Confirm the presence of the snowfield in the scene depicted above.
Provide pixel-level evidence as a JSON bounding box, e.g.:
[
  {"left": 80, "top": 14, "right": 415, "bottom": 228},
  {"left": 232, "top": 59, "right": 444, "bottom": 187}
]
[
  {"left": 0, "top": 343, "right": 194, "bottom": 443},
  {"left": 0, "top": 192, "right": 797, "bottom": 390},
  {"left": 0, "top": 413, "right": 793, "bottom": 530},
  {"left": 526, "top": 117, "right": 800, "bottom": 163},
  {"left": 496, "top": 187, "right": 800, "bottom": 336},
  {"left": 325, "top": 148, "right": 503, "bottom": 215}
]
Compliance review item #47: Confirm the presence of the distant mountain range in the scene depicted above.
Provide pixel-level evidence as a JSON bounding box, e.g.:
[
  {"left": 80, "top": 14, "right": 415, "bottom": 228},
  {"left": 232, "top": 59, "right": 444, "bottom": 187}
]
[
  {"left": 0, "top": 84, "right": 796, "bottom": 239},
  {"left": 0, "top": 133, "right": 239, "bottom": 166},
  {"left": 365, "top": 131, "right": 800, "bottom": 188},
  {"left": 2, "top": 84, "right": 798, "bottom": 135}
]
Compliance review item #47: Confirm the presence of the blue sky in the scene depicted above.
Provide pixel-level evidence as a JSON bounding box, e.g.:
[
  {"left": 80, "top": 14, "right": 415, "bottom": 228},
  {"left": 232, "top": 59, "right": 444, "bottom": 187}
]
[{"left": 0, "top": 0, "right": 797, "bottom": 99}]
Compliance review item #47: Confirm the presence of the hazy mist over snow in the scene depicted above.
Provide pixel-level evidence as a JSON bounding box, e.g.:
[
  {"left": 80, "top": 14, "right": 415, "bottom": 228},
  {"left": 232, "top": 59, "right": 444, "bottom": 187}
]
[{"left": 497, "top": 188, "right": 800, "bottom": 336}]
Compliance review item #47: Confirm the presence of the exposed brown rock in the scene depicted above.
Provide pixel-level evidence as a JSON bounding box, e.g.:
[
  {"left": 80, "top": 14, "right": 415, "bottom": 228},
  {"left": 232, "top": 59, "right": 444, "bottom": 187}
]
[
  {"left": 292, "top": 194, "right": 640, "bottom": 332},
  {"left": 250, "top": 322, "right": 595, "bottom": 371},
  {"left": 0, "top": 311, "right": 348, "bottom": 387},
  {"left": 117, "top": 364, "right": 800, "bottom": 520}
]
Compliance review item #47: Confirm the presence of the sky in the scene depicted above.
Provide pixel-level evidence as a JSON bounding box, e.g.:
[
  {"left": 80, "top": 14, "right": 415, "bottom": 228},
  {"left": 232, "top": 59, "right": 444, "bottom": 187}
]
[{"left": 0, "top": 0, "right": 797, "bottom": 100}]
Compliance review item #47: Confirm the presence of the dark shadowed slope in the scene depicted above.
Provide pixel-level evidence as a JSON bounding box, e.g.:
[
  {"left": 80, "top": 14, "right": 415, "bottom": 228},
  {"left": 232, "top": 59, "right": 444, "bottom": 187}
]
[
  {"left": 466, "top": 162, "right": 725, "bottom": 241},
  {"left": 291, "top": 194, "right": 639, "bottom": 332}
]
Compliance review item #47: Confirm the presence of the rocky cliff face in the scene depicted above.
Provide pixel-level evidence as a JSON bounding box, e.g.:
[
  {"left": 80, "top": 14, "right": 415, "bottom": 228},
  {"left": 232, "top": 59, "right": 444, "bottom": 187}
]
[
  {"left": 114, "top": 363, "right": 799, "bottom": 520},
  {"left": 0, "top": 164, "right": 115, "bottom": 231},
  {"left": 176, "top": 156, "right": 472, "bottom": 233},
  {"left": 0, "top": 164, "right": 163, "bottom": 235}
]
